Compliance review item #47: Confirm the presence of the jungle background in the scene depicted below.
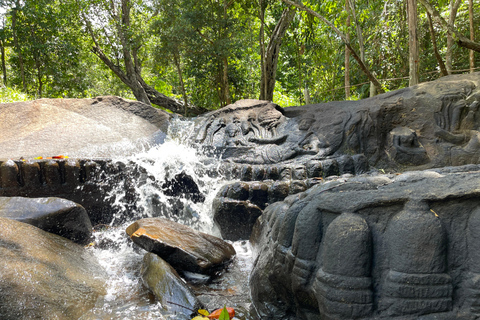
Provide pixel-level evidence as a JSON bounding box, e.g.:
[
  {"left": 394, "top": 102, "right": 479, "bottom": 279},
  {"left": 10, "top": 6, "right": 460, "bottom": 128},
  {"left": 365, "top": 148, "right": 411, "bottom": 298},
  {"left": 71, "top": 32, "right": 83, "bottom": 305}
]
[{"left": 0, "top": 0, "right": 478, "bottom": 114}]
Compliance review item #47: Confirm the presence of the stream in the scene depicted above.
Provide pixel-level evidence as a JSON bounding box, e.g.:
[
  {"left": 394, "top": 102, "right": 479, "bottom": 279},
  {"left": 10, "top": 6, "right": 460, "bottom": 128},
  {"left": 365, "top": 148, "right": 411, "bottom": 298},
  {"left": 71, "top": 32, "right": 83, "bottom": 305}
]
[{"left": 79, "top": 117, "right": 255, "bottom": 320}]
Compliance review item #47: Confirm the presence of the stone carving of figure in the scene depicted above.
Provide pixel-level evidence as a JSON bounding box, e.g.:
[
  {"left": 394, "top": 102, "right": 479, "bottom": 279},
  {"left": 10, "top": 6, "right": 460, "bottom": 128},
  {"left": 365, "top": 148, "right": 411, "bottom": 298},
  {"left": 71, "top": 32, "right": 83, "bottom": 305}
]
[
  {"left": 257, "top": 107, "right": 284, "bottom": 138},
  {"left": 241, "top": 112, "right": 261, "bottom": 138},
  {"left": 236, "top": 131, "right": 331, "bottom": 164},
  {"left": 391, "top": 127, "right": 429, "bottom": 165},
  {"left": 224, "top": 116, "right": 248, "bottom": 147},
  {"left": 206, "top": 117, "right": 226, "bottom": 145},
  {"left": 435, "top": 101, "right": 480, "bottom": 149}
]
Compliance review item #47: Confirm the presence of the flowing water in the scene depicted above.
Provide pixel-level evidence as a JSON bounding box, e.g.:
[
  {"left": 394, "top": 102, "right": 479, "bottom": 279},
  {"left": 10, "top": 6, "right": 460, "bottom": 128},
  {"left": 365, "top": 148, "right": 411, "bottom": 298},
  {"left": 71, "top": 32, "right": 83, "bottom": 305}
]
[{"left": 80, "top": 117, "right": 255, "bottom": 320}]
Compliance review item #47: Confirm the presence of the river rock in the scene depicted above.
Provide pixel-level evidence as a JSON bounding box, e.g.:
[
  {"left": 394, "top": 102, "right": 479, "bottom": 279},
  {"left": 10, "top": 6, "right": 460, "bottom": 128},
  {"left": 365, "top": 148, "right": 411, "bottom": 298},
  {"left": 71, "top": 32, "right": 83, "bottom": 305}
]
[
  {"left": 0, "top": 96, "right": 170, "bottom": 159},
  {"left": 212, "top": 197, "right": 263, "bottom": 241},
  {"left": 126, "top": 217, "right": 236, "bottom": 275},
  {"left": 141, "top": 253, "right": 203, "bottom": 315},
  {"left": 0, "top": 217, "right": 106, "bottom": 319},
  {"left": 0, "top": 196, "right": 92, "bottom": 244}
]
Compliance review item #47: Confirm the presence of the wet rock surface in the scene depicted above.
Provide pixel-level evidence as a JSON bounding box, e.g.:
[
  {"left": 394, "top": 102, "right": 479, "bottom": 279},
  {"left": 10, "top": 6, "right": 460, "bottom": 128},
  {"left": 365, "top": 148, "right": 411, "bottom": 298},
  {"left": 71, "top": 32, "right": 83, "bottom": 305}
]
[
  {"left": 0, "top": 217, "right": 106, "bottom": 319},
  {"left": 141, "top": 252, "right": 203, "bottom": 315},
  {"left": 126, "top": 217, "right": 236, "bottom": 275},
  {"left": 0, "top": 196, "right": 92, "bottom": 244},
  {"left": 249, "top": 166, "right": 480, "bottom": 319}
]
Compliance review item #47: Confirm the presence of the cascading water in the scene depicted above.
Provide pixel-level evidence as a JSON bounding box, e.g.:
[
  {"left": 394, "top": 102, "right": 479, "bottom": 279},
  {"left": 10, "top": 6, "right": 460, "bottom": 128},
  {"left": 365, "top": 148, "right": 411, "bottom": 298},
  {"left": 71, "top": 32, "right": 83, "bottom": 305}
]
[{"left": 79, "top": 117, "right": 254, "bottom": 320}]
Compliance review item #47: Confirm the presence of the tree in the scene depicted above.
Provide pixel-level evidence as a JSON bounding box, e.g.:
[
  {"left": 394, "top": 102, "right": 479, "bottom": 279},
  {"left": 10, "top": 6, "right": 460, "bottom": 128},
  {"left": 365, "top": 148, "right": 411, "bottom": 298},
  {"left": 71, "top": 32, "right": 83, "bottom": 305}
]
[
  {"left": 76, "top": 0, "right": 206, "bottom": 115},
  {"left": 469, "top": 0, "right": 475, "bottom": 73},
  {"left": 345, "top": 0, "right": 351, "bottom": 99},
  {"left": 259, "top": 6, "right": 295, "bottom": 101},
  {"left": 418, "top": 0, "right": 480, "bottom": 54},
  {"left": 426, "top": 12, "right": 448, "bottom": 76},
  {"left": 281, "top": 0, "right": 384, "bottom": 94},
  {"left": 407, "top": 0, "right": 419, "bottom": 85}
]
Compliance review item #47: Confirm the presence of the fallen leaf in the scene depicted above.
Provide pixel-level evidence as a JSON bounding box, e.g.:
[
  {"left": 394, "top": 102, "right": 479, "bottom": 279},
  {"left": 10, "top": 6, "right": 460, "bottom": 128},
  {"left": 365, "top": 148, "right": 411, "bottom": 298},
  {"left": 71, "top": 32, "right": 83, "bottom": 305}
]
[
  {"left": 198, "top": 309, "right": 210, "bottom": 316},
  {"left": 208, "top": 307, "right": 234, "bottom": 319}
]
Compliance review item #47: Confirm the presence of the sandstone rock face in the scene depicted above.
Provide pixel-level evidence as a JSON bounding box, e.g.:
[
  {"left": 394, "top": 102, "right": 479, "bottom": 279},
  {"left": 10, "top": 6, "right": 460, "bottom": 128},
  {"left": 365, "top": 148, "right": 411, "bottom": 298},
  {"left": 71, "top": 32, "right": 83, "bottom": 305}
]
[
  {"left": 0, "top": 217, "right": 106, "bottom": 319},
  {"left": 0, "top": 196, "right": 92, "bottom": 244},
  {"left": 126, "top": 218, "right": 236, "bottom": 275},
  {"left": 249, "top": 165, "right": 480, "bottom": 319},
  {"left": 141, "top": 253, "right": 203, "bottom": 315},
  {"left": 0, "top": 96, "right": 170, "bottom": 159},
  {"left": 191, "top": 73, "right": 480, "bottom": 172}
]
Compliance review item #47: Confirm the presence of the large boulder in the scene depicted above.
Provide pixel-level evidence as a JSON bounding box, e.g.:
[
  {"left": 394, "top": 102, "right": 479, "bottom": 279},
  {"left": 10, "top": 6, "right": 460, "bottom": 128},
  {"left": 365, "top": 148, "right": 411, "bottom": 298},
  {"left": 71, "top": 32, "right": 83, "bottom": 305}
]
[
  {"left": 126, "top": 218, "right": 236, "bottom": 275},
  {"left": 0, "top": 196, "right": 92, "bottom": 244},
  {"left": 0, "top": 217, "right": 106, "bottom": 319},
  {"left": 249, "top": 165, "right": 480, "bottom": 319},
  {"left": 141, "top": 253, "right": 203, "bottom": 315},
  {"left": 0, "top": 96, "right": 170, "bottom": 159}
]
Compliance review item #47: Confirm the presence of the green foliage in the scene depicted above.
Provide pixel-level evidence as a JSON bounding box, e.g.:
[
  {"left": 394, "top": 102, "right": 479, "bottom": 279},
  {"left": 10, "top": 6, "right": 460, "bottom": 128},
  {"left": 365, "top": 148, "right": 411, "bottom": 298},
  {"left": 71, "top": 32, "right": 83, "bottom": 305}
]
[
  {"left": 218, "top": 306, "right": 230, "bottom": 320},
  {"left": 0, "top": 85, "right": 31, "bottom": 103},
  {"left": 0, "top": 0, "right": 479, "bottom": 109}
]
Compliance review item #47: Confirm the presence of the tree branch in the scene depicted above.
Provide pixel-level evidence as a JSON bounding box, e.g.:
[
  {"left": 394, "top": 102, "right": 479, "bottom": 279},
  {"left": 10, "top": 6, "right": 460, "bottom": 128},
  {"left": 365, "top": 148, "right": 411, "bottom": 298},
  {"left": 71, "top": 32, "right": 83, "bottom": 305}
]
[
  {"left": 281, "top": 0, "right": 384, "bottom": 93},
  {"left": 418, "top": 0, "right": 480, "bottom": 53}
]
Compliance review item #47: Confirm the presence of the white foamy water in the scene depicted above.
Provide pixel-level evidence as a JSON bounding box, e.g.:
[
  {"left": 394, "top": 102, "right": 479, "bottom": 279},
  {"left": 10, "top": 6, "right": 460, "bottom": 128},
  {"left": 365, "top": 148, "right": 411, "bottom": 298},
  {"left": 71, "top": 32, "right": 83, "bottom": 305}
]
[{"left": 81, "top": 118, "right": 254, "bottom": 319}]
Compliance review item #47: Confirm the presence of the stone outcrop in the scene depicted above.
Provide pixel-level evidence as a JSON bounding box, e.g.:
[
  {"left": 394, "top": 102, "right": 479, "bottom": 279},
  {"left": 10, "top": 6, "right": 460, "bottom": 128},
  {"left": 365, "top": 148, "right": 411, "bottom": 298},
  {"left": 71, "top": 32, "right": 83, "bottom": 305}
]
[
  {"left": 0, "top": 217, "right": 106, "bottom": 319},
  {"left": 0, "top": 196, "right": 92, "bottom": 244},
  {"left": 0, "top": 96, "right": 170, "bottom": 159},
  {"left": 249, "top": 165, "right": 480, "bottom": 319},
  {"left": 126, "top": 217, "right": 236, "bottom": 275},
  {"left": 141, "top": 253, "right": 203, "bottom": 314},
  {"left": 0, "top": 158, "right": 126, "bottom": 225},
  {"left": 191, "top": 73, "right": 480, "bottom": 172}
]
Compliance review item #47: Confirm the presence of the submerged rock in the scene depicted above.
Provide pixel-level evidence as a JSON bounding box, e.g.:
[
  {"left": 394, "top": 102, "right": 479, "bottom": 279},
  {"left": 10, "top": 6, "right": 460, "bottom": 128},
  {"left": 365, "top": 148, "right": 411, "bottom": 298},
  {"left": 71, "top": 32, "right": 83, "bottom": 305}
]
[
  {"left": 126, "top": 217, "right": 236, "bottom": 275},
  {"left": 0, "top": 196, "right": 92, "bottom": 244},
  {"left": 161, "top": 171, "right": 205, "bottom": 203},
  {"left": 0, "top": 217, "right": 106, "bottom": 319},
  {"left": 141, "top": 253, "right": 203, "bottom": 315}
]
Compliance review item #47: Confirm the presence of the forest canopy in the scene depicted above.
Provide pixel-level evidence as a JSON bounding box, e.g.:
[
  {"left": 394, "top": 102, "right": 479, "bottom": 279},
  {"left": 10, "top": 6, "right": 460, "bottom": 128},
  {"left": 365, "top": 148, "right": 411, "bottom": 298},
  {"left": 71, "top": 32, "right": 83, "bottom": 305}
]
[{"left": 0, "top": 0, "right": 478, "bottom": 114}]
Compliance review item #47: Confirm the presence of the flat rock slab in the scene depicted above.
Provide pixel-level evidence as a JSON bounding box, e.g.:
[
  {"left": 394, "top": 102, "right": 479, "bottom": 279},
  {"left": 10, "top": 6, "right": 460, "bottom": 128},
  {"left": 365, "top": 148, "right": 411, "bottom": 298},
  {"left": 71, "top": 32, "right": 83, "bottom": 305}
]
[
  {"left": 0, "top": 217, "right": 106, "bottom": 319},
  {"left": 126, "top": 217, "right": 236, "bottom": 275},
  {"left": 0, "top": 196, "right": 92, "bottom": 244},
  {"left": 0, "top": 96, "right": 170, "bottom": 159}
]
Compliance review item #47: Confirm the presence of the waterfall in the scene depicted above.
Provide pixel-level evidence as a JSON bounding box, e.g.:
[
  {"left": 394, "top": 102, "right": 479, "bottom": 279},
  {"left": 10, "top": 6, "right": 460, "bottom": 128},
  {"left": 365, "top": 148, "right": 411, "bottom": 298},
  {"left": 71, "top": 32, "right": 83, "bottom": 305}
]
[{"left": 80, "top": 117, "right": 254, "bottom": 319}]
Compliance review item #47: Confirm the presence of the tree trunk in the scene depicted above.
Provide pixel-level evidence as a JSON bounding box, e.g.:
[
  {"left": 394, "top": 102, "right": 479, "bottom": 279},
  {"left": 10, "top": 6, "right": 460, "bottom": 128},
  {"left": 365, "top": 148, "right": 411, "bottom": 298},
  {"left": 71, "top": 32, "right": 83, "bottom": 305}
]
[
  {"left": 79, "top": 0, "right": 206, "bottom": 115},
  {"left": 260, "top": 7, "right": 295, "bottom": 101},
  {"left": 173, "top": 52, "right": 188, "bottom": 116},
  {"left": 11, "top": 7, "right": 26, "bottom": 91},
  {"left": 427, "top": 12, "right": 448, "bottom": 76},
  {"left": 258, "top": 0, "right": 267, "bottom": 99},
  {"left": 407, "top": 0, "right": 419, "bottom": 86},
  {"left": 222, "top": 57, "right": 231, "bottom": 106},
  {"left": 118, "top": 0, "right": 151, "bottom": 105},
  {"left": 446, "top": 0, "right": 462, "bottom": 74},
  {"left": 282, "top": 0, "right": 385, "bottom": 94},
  {"left": 345, "top": 0, "right": 351, "bottom": 99},
  {"left": 0, "top": 38, "right": 6, "bottom": 86},
  {"left": 469, "top": 0, "right": 475, "bottom": 73}
]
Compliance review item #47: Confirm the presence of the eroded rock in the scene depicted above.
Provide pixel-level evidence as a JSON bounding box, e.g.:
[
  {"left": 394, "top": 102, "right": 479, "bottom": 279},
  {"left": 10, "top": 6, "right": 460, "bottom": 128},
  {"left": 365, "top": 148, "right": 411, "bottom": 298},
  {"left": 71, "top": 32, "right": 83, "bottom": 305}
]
[
  {"left": 0, "top": 96, "right": 170, "bottom": 159},
  {"left": 141, "top": 253, "right": 203, "bottom": 315},
  {"left": 249, "top": 166, "right": 480, "bottom": 319},
  {"left": 0, "top": 217, "right": 106, "bottom": 319},
  {"left": 126, "top": 217, "right": 235, "bottom": 275},
  {"left": 0, "top": 196, "right": 92, "bottom": 244}
]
